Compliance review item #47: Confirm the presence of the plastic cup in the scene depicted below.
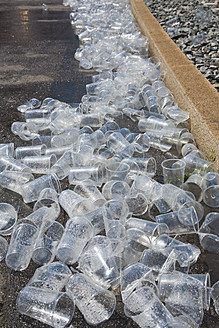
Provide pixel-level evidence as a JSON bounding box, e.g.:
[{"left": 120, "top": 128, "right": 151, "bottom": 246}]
[
  {"left": 212, "top": 281, "right": 219, "bottom": 315},
  {"left": 102, "top": 180, "right": 131, "bottom": 200},
  {"left": 125, "top": 193, "right": 148, "bottom": 216},
  {"left": 66, "top": 273, "right": 116, "bottom": 325},
  {"left": 74, "top": 179, "right": 105, "bottom": 207},
  {"left": 202, "top": 185, "right": 219, "bottom": 208},
  {"left": 15, "top": 144, "right": 46, "bottom": 160},
  {"left": 0, "top": 156, "right": 31, "bottom": 174},
  {"left": 78, "top": 235, "right": 120, "bottom": 289},
  {"left": 51, "top": 150, "right": 75, "bottom": 180},
  {"left": 181, "top": 174, "right": 203, "bottom": 202},
  {"left": 33, "top": 187, "right": 60, "bottom": 218},
  {"left": 124, "top": 286, "right": 177, "bottom": 328},
  {"left": 190, "top": 273, "right": 211, "bottom": 310},
  {"left": 16, "top": 286, "right": 75, "bottom": 328},
  {"left": 0, "top": 170, "right": 33, "bottom": 194},
  {"left": 121, "top": 263, "right": 156, "bottom": 302},
  {"left": 22, "top": 154, "right": 57, "bottom": 174},
  {"left": 103, "top": 199, "right": 129, "bottom": 232},
  {"left": 161, "top": 159, "right": 186, "bottom": 187},
  {"left": 56, "top": 216, "right": 93, "bottom": 265},
  {"left": 6, "top": 222, "right": 39, "bottom": 271},
  {"left": 105, "top": 161, "right": 130, "bottom": 181},
  {"left": 0, "top": 143, "right": 14, "bottom": 157},
  {"left": 0, "top": 236, "right": 8, "bottom": 261},
  {"left": 68, "top": 164, "right": 103, "bottom": 186},
  {"left": 0, "top": 203, "right": 17, "bottom": 235},
  {"left": 28, "top": 261, "right": 72, "bottom": 291},
  {"left": 32, "top": 221, "right": 64, "bottom": 265},
  {"left": 21, "top": 173, "right": 61, "bottom": 203},
  {"left": 107, "top": 132, "right": 130, "bottom": 153},
  {"left": 198, "top": 212, "right": 219, "bottom": 252}
]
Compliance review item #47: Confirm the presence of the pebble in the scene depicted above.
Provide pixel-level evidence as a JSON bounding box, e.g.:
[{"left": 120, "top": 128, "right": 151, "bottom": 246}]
[{"left": 144, "top": 0, "right": 219, "bottom": 92}]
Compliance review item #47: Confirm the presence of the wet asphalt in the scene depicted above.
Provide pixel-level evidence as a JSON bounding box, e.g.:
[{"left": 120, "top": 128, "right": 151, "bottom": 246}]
[{"left": 0, "top": 0, "right": 218, "bottom": 327}]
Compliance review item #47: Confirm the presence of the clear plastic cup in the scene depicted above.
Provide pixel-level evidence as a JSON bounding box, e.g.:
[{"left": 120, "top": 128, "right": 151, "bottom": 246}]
[
  {"left": 68, "top": 164, "right": 103, "bottom": 186},
  {"left": 15, "top": 144, "right": 47, "bottom": 160},
  {"left": 124, "top": 286, "right": 177, "bottom": 328},
  {"left": 102, "top": 180, "right": 131, "bottom": 200},
  {"left": 0, "top": 203, "right": 17, "bottom": 235},
  {"left": 105, "top": 161, "right": 130, "bottom": 181},
  {"left": 161, "top": 159, "right": 186, "bottom": 187},
  {"left": 0, "top": 156, "right": 31, "bottom": 174},
  {"left": 32, "top": 221, "right": 64, "bottom": 265},
  {"left": 181, "top": 174, "right": 203, "bottom": 202},
  {"left": 103, "top": 199, "right": 129, "bottom": 232},
  {"left": 74, "top": 179, "right": 105, "bottom": 207},
  {"left": 121, "top": 263, "right": 156, "bottom": 302},
  {"left": 28, "top": 261, "right": 72, "bottom": 291},
  {"left": 202, "top": 185, "right": 219, "bottom": 208},
  {"left": 78, "top": 235, "right": 120, "bottom": 289},
  {"left": 0, "top": 236, "right": 8, "bottom": 261},
  {"left": 212, "top": 281, "right": 219, "bottom": 315},
  {"left": 0, "top": 143, "right": 14, "bottom": 157},
  {"left": 0, "top": 170, "right": 33, "bottom": 194},
  {"left": 56, "top": 216, "right": 93, "bottom": 265},
  {"left": 125, "top": 193, "right": 148, "bottom": 216},
  {"left": 21, "top": 173, "right": 61, "bottom": 203},
  {"left": 33, "top": 187, "right": 60, "bottom": 218},
  {"left": 6, "top": 222, "right": 39, "bottom": 271},
  {"left": 122, "top": 157, "right": 156, "bottom": 177},
  {"left": 66, "top": 273, "right": 116, "bottom": 325},
  {"left": 16, "top": 286, "right": 75, "bottom": 328},
  {"left": 198, "top": 212, "right": 219, "bottom": 252},
  {"left": 22, "top": 154, "right": 57, "bottom": 174}
]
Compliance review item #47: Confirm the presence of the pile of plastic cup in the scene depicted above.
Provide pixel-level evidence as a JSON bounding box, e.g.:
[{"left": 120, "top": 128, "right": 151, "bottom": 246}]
[{"left": 0, "top": 0, "right": 218, "bottom": 327}]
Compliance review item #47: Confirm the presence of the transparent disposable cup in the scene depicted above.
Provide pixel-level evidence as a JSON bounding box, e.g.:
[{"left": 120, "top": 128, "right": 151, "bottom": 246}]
[
  {"left": 202, "top": 185, "right": 219, "bottom": 208},
  {"left": 0, "top": 203, "right": 17, "bottom": 235},
  {"left": 74, "top": 179, "right": 105, "bottom": 207},
  {"left": 99, "top": 121, "right": 120, "bottom": 134},
  {"left": 156, "top": 206, "right": 199, "bottom": 235},
  {"left": 45, "top": 145, "right": 73, "bottom": 159},
  {"left": 32, "top": 221, "right": 64, "bottom": 265},
  {"left": 125, "top": 193, "right": 148, "bottom": 216},
  {"left": 106, "top": 221, "right": 126, "bottom": 255},
  {"left": 51, "top": 150, "right": 75, "bottom": 180},
  {"left": 21, "top": 173, "right": 61, "bottom": 203},
  {"left": 15, "top": 144, "right": 47, "bottom": 160},
  {"left": 121, "top": 263, "right": 156, "bottom": 302},
  {"left": 161, "top": 159, "right": 186, "bottom": 187},
  {"left": 177, "top": 200, "right": 204, "bottom": 223},
  {"left": 0, "top": 236, "right": 8, "bottom": 261},
  {"left": 51, "top": 128, "right": 79, "bottom": 148},
  {"left": 126, "top": 217, "right": 169, "bottom": 240},
  {"left": 69, "top": 164, "right": 103, "bottom": 186},
  {"left": 84, "top": 207, "right": 105, "bottom": 235},
  {"left": 183, "top": 153, "right": 214, "bottom": 174},
  {"left": 105, "top": 161, "right": 130, "bottom": 181},
  {"left": 124, "top": 286, "right": 177, "bottom": 328},
  {"left": 6, "top": 222, "right": 39, "bottom": 271},
  {"left": 0, "top": 169, "right": 33, "bottom": 194},
  {"left": 78, "top": 235, "right": 120, "bottom": 289},
  {"left": 181, "top": 143, "right": 197, "bottom": 157},
  {"left": 148, "top": 197, "right": 172, "bottom": 221},
  {"left": 102, "top": 180, "right": 131, "bottom": 200},
  {"left": 190, "top": 273, "right": 211, "bottom": 310},
  {"left": 0, "top": 143, "right": 14, "bottom": 157},
  {"left": 158, "top": 272, "right": 205, "bottom": 324},
  {"left": 141, "top": 249, "right": 172, "bottom": 279},
  {"left": 107, "top": 132, "right": 130, "bottom": 153},
  {"left": 198, "top": 212, "right": 219, "bottom": 252},
  {"left": 33, "top": 187, "right": 60, "bottom": 218},
  {"left": 11, "top": 121, "right": 40, "bottom": 141},
  {"left": 32, "top": 135, "right": 53, "bottom": 147},
  {"left": 122, "top": 157, "right": 156, "bottom": 177},
  {"left": 181, "top": 174, "right": 203, "bottom": 202},
  {"left": 103, "top": 199, "right": 129, "bottom": 232},
  {"left": 28, "top": 261, "right": 72, "bottom": 291},
  {"left": 0, "top": 156, "right": 31, "bottom": 174},
  {"left": 56, "top": 216, "right": 93, "bottom": 265},
  {"left": 17, "top": 98, "right": 41, "bottom": 112},
  {"left": 212, "top": 281, "right": 219, "bottom": 315},
  {"left": 16, "top": 286, "right": 75, "bottom": 328},
  {"left": 59, "top": 189, "right": 95, "bottom": 217},
  {"left": 132, "top": 133, "right": 151, "bottom": 154},
  {"left": 66, "top": 273, "right": 116, "bottom": 325},
  {"left": 22, "top": 154, "right": 57, "bottom": 174},
  {"left": 202, "top": 171, "right": 219, "bottom": 189}
]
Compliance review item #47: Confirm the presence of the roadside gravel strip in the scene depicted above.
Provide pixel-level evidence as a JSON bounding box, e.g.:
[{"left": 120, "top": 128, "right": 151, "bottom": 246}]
[{"left": 144, "top": 0, "right": 219, "bottom": 91}]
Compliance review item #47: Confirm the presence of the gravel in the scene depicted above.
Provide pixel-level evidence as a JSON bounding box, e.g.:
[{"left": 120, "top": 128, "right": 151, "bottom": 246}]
[{"left": 144, "top": 0, "right": 219, "bottom": 91}]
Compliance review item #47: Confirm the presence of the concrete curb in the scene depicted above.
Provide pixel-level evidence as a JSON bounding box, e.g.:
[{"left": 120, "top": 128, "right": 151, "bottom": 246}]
[{"left": 130, "top": 0, "right": 219, "bottom": 170}]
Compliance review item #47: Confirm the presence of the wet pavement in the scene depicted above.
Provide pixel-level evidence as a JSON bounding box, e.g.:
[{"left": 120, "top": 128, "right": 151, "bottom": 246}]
[{"left": 0, "top": 0, "right": 218, "bottom": 327}]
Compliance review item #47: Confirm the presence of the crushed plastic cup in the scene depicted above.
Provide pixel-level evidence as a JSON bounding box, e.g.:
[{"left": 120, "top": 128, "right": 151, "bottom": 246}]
[
  {"left": 0, "top": 236, "right": 8, "bottom": 261},
  {"left": 66, "top": 273, "right": 116, "bottom": 325},
  {"left": 21, "top": 173, "right": 61, "bottom": 203},
  {"left": 0, "top": 203, "right": 17, "bottom": 236},
  {"left": 161, "top": 159, "right": 186, "bottom": 187},
  {"left": 28, "top": 261, "right": 72, "bottom": 291},
  {"left": 22, "top": 154, "right": 57, "bottom": 174},
  {"left": 78, "top": 235, "right": 120, "bottom": 289},
  {"left": 16, "top": 286, "right": 75, "bottom": 328},
  {"left": 56, "top": 216, "right": 93, "bottom": 265},
  {"left": 32, "top": 221, "right": 64, "bottom": 265}
]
